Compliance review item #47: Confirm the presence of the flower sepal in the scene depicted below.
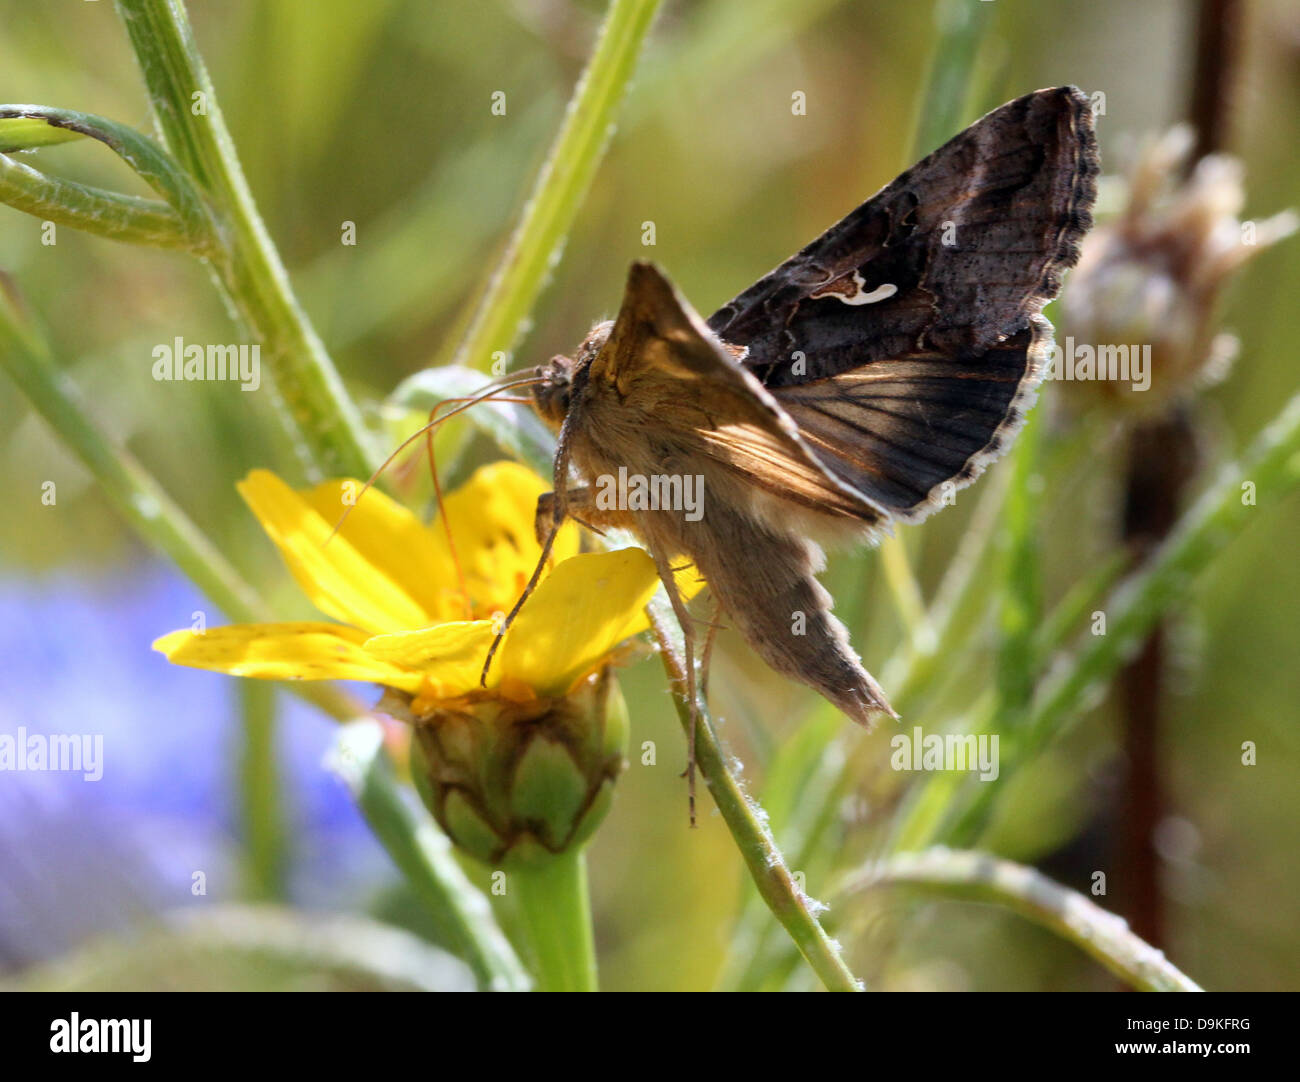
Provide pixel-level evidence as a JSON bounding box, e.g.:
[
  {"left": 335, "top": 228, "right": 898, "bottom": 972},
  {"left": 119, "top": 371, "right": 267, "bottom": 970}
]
[{"left": 396, "top": 666, "right": 629, "bottom": 869}]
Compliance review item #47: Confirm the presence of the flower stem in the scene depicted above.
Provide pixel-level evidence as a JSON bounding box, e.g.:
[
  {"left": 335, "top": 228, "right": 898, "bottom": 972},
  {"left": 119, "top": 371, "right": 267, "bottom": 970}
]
[
  {"left": 846, "top": 848, "right": 1202, "bottom": 992},
  {"left": 237, "top": 681, "right": 286, "bottom": 901},
  {"left": 647, "top": 601, "right": 864, "bottom": 992},
  {"left": 113, "top": 0, "right": 377, "bottom": 479},
  {"left": 451, "top": 0, "right": 663, "bottom": 373},
  {"left": 510, "top": 851, "right": 598, "bottom": 992}
]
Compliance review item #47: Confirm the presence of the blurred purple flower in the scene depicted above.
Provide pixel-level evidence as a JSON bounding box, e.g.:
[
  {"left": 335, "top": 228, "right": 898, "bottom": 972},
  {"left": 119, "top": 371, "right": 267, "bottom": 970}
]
[{"left": 0, "top": 563, "right": 394, "bottom": 970}]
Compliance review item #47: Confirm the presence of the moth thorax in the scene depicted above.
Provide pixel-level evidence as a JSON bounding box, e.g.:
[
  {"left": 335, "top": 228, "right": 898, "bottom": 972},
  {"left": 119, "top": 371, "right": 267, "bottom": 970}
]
[{"left": 577, "top": 320, "right": 614, "bottom": 361}]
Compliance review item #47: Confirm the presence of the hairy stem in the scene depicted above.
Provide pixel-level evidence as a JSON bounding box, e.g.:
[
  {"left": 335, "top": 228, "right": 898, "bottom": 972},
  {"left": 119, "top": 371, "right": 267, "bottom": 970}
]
[
  {"left": 847, "top": 848, "right": 1202, "bottom": 992},
  {"left": 451, "top": 0, "right": 663, "bottom": 373},
  {"left": 647, "top": 600, "right": 863, "bottom": 992},
  {"left": 510, "top": 852, "right": 598, "bottom": 992},
  {"left": 114, "top": 0, "right": 376, "bottom": 478}
]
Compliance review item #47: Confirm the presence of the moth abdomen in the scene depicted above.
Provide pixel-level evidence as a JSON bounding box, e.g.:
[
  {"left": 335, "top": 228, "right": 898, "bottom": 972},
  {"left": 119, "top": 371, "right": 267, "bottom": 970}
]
[{"left": 686, "top": 502, "right": 895, "bottom": 728}]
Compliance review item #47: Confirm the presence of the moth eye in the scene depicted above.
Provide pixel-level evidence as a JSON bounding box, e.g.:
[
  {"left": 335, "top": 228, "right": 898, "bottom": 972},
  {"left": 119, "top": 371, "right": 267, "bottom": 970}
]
[{"left": 532, "top": 369, "right": 572, "bottom": 425}]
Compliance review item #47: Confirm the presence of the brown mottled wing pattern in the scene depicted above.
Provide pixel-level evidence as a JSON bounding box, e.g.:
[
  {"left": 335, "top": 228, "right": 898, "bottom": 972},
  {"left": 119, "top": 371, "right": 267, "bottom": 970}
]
[
  {"left": 591, "top": 262, "right": 884, "bottom": 523},
  {"left": 707, "top": 86, "right": 1099, "bottom": 520}
]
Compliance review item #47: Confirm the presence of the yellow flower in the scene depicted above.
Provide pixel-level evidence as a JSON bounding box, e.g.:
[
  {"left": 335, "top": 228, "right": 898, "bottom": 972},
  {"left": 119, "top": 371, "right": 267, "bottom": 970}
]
[
  {"left": 153, "top": 461, "right": 684, "bottom": 709},
  {"left": 154, "top": 459, "right": 707, "bottom": 865}
]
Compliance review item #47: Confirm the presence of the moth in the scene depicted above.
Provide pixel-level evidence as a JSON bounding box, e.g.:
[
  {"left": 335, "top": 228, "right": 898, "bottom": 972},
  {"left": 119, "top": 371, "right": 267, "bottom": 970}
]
[{"left": 493, "top": 86, "right": 1098, "bottom": 742}]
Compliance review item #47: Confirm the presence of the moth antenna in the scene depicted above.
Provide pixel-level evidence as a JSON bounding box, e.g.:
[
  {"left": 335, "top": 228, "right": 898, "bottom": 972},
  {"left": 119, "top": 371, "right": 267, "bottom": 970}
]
[
  {"left": 423, "top": 392, "right": 537, "bottom": 619},
  {"left": 324, "top": 371, "right": 544, "bottom": 546},
  {"left": 567, "top": 512, "right": 607, "bottom": 537},
  {"left": 425, "top": 400, "right": 472, "bottom": 621}
]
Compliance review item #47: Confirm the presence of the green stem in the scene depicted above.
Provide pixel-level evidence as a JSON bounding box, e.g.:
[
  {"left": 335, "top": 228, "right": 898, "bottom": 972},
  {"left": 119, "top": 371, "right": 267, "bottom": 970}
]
[
  {"left": 993, "top": 408, "right": 1043, "bottom": 731},
  {"left": 237, "top": 681, "right": 286, "bottom": 901},
  {"left": 846, "top": 848, "right": 1203, "bottom": 992},
  {"left": 511, "top": 851, "right": 598, "bottom": 992},
  {"left": 942, "top": 389, "right": 1300, "bottom": 849},
  {"left": 908, "top": 0, "right": 996, "bottom": 161},
  {"left": 647, "top": 601, "right": 863, "bottom": 992},
  {"left": 879, "top": 469, "right": 1009, "bottom": 698},
  {"left": 113, "top": 0, "right": 376, "bottom": 479},
  {"left": 878, "top": 534, "right": 934, "bottom": 654},
  {"left": 304, "top": 0, "right": 855, "bottom": 355},
  {"left": 0, "top": 277, "right": 358, "bottom": 723},
  {"left": 718, "top": 716, "right": 852, "bottom": 991},
  {"left": 11, "top": 906, "right": 483, "bottom": 992},
  {"left": 451, "top": 0, "right": 663, "bottom": 373},
  {"left": 0, "top": 276, "right": 264, "bottom": 620}
]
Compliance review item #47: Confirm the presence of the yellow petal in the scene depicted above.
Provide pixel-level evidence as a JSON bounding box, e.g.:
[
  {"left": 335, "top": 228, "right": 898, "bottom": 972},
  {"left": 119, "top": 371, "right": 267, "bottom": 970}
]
[
  {"left": 667, "top": 559, "right": 708, "bottom": 609},
  {"left": 428, "top": 462, "right": 579, "bottom": 618},
  {"left": 363, "top": 621, "right": 498, "bottom": 698},
  {"left": 499, "top": 548, "right": 662, "bottom": 695},
  {"left": 238, "top": 469, "right": 430, "bottom": 634},
  {"left": 153, "top": 622, "right": 423, "bottom": 691},
  {"left": 604, "top": 555, "right": 708, "bottom": 638},
  {"left": 301, "top": 479, "right": 451, "bottom": 620}
]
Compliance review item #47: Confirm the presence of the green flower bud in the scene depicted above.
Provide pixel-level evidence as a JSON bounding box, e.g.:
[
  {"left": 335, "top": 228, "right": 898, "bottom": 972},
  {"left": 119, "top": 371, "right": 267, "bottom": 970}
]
[{"left": 405, "top": 668, "right": 628, "bottom": 868}]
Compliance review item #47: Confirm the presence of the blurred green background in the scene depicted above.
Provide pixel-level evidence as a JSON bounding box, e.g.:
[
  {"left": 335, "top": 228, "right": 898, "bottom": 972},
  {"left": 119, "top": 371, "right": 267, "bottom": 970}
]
[{"left": 1, "top": 0, "right": 1297, "bottom": 991}]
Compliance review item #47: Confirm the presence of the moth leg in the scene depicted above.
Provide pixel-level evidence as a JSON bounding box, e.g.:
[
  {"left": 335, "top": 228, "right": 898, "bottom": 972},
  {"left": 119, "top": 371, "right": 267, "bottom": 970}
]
[
  {"left": 485, "top": 488, "right": 616, "bottom": 686},
  {"left": 533, "top": 487, "right": 612, "bottom": 544},
  {"left": 699, "top": 594, "right": 724, "bottom": 701},
  {"left": 650, "top": 546, "right": 701, "bottom": 827},
  {"left": 480, "top": 523, "right": 559, "bottom": 687}
]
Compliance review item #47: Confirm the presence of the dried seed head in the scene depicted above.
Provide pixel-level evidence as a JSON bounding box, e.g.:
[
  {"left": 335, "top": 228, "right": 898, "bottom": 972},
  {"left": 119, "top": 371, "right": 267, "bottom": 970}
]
[{"left": 1058, "top": 126, "right": 1297, "bottom": 416}]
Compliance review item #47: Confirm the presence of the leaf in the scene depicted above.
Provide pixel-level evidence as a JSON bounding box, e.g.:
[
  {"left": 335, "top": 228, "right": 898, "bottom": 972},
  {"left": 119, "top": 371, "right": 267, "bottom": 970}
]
[
  {"left": 0, "top": 154, "right": 195, "bottom": 249},
  {"left": 0, "top": 117, "right": 84, "bottom": 153},
  {"left": 848, "top": 848, "right": 1202, "bottom": 992},
  {"left": 391, "top": 364, "right": 557, "bottom": 478},
  {"left": 0, "top": 105, "right": 212, "bottom": 249}
]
